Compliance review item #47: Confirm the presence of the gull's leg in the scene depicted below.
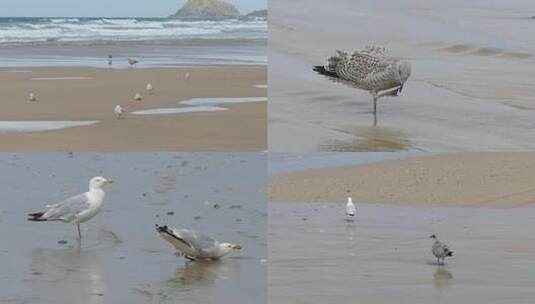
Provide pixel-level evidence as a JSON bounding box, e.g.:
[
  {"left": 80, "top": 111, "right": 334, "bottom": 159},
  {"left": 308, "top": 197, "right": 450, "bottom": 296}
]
[
  {"left": 371, "top": 92, "right": 378, "bottom": 114},
  {"left": 378, "top": 86, "right": 401, "bottom": 98},
  {"left": 76, "top": 223, "right": 81, "bottom": 240}
]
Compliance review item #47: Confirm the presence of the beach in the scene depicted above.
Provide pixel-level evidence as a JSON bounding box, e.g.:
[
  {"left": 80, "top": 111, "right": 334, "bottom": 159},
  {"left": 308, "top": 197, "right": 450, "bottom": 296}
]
[
  {"left": 0, "top": 66, "right": 266, "bottom": 151},
  {"left": 269, "top": 153, "right": 535, "bottom": 303},
  {"left": 0, "top": 153, "right": 267, "bottom": 304},
  {"left": 269, "top": 0, "right": 535, "bottom": 152},
  {"left": 269, "top": 153, "right": 535, "bottom": 207}
]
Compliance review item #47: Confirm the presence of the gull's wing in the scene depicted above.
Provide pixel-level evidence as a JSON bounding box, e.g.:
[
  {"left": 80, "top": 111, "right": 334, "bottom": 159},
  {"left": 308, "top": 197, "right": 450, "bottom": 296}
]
[
  {"left": 175, "top": 229, "right": 219, "bottom": 253},
  {"left": 42, "top": 193, "right": 90, "bottom": 222}
]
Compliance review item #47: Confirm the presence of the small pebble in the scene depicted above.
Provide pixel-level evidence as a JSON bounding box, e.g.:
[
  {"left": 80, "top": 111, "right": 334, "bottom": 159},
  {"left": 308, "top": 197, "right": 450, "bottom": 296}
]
[
  {"left": 142, "top": 193, "right": 147, "bottom": 197},
  {"left": 119, "top": 256, "right": 126, "bottom": 260},
  {"left": 32, "top": 271, "right": 42, "bottom": 275},
  {"left": 167, "top": 211, "right": 174, "bottom": 216},
  {"left": 213, "top": 204, "right": 220, "bottom": 209},
  {"left": 235, "top": 218, "right": 242, "bottom": 222},
  {"left": 193, "top": 216, "right": 202, "bottom": 220},
  {"left": 58, "top": 240, "right": 68, "bottom": 245},
  {"left": 229, "top": 205, "right": 242, "bottom": 209}
]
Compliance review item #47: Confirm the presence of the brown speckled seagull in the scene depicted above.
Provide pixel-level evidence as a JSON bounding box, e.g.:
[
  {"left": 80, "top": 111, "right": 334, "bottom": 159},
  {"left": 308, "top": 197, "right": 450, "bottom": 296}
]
[{"left": 313, "top": 46, "right": 411, "bottom": 114}]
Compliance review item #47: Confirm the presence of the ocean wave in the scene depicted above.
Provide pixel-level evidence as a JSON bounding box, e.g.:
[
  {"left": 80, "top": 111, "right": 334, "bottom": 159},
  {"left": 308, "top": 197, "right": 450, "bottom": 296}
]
[{"left": 0, "top": 17, "right": 267, "bottom": 45}]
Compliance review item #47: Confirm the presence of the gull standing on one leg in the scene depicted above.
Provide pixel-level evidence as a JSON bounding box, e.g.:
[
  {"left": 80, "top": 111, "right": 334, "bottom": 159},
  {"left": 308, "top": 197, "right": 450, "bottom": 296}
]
[
  {"left": 28, "top": 176, "right": 113, "bottom": 240},
  {"left": 430, "top": 234, "right": 454, "bottom": 265},
  {"left": 156, "top": 224, "right": 242, "bottom": 261},
  {"left": 346, "top": 197, "right": 356, "bottom": 217},
  {"left": 313, "top": 46, "right": 411, "bottom": 114}
]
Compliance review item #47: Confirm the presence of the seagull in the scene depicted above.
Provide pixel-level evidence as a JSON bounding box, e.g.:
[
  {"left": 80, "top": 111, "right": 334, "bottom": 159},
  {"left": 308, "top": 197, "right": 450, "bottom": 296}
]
[
  {"left": 184, "top": 72, "right": 191, "bottom": 81},
  {"left": 134, "top": 93, "right": 143, "bottom": 101},
  {"left": 128, "top": 58, "right": 138, "bottom": 68},
  {"left": 27, "top": 93, "right": 37, "bottom": 102},
  {"left": 114, "top": 105, "right": 124, "bottom": 119},
  {"left": 156, "top": 224, "right": 242, "bottom": 261},
  {"left": 313, "top": 45, "right": 411, "bottom": 114},
  {"left": 108, "top": 55, "right": 113, "bottom": 66},
  {"left": 346, "top": 197, "right": 356, "bottom": 217},
  {"left": 430, "top": 234, "right": 453, "bottom": 265},
  {"left": 146, "top": 83, "right": 153, "bottom": 94},
  {"left": 27, "top": 176, "right": 113, "bottom": 240}
]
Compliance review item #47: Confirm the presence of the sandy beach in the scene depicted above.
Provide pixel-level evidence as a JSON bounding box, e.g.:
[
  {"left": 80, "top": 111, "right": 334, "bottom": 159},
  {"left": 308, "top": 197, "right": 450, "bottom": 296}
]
[
  {"left": 0, "top": 66, "right": 266, "bottom": 151},
  {"left": 269, "top": 153, "right": 535, "bottom": 207},
  {"left": 269, "top": 0, "right": 535, "bottom": 152}
]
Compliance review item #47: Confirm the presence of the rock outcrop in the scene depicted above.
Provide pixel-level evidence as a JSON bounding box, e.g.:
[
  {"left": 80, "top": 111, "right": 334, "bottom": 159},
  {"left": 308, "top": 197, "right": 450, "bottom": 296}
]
[{"left": 170, "top": 0, "right": 241, "bottom": 19}]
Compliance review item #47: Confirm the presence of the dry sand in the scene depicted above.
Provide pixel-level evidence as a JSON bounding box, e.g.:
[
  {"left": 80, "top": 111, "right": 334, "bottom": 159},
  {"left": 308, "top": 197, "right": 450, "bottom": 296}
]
[
  {"left": 269, "top": 153, "right": 535, "bottom": 208},
  {"left": 0, "top": 66, "right": 266, "bottom": 151}
]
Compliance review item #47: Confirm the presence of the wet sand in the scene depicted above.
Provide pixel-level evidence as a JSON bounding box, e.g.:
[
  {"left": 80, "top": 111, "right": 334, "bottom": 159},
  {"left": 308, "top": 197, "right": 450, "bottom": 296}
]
[
  {"left": 269, "top": 153, "right": 535, "bottom": 208},
  {"left": 269, "top": 202, "right": 535, "bottom": 304},
  {"left": 269, "top": 0, "right": 535, "bottom": 152},
  {"left": 0, "top": 66, "right": 266, "bottom": 151},
  {"left": 0, "top": 153, "right": 266, "bottom": 304}
]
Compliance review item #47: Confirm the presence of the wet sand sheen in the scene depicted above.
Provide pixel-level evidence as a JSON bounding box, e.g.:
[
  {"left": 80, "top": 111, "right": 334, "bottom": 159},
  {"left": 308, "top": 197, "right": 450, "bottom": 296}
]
[
  {"left": 269, "top": 153, "right": 535, "bottom": 208},
  {"left": 0, "top": 153, "right": 266, "bottom": 304},
  {"left": 269, "top": 202, "right": 535, "bottom": 304}
]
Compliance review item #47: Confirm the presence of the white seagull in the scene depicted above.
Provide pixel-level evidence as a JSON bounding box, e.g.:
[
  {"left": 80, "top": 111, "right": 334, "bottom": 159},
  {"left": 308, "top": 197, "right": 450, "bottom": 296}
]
[
  {"left": 156, "top": 224, "right": 242, "bottom": 261},
  {"left": 134, "top": 93, "right": 143, "bottom": 101},
  {"left": 114, "top": 105, "right": 124, "bottom": 119},
  {"left": 313, "top": 45, "right": 411, "bottom": 114},
  {"left": 28, "top": 93, "right": 37, "bottom": 102},
  {"left": 28, "top": 176, "right": 113, "bottom": 240},
  {"left": 346, "top": 197, "right": 356, "bottom": 217},
  {"left": 128, "top": 58, "right": 138, "bottom": 67},
  {"left": 430, "top": 234, "right": 454, "bottom": 265},
  {"left": 184, "top": 72, "right": 191, "bottom": 81},
  {"left": 146, "top": 83, "right": 153, "bottom": 94}
]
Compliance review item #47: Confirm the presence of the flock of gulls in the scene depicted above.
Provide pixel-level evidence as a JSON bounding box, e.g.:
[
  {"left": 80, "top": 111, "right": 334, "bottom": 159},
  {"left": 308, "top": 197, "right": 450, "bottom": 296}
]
[
  {"left": 345, "top": 197, "right": 454, "bottom": 266},
  {"left": 26, "top": 56, "right": 193, "bottom": 121},
  {"left": 27, "top": 176, "right": 241, "bottom": 261},
  {"left": 313, "top": 45, "right": 411, "bottom": 114}
]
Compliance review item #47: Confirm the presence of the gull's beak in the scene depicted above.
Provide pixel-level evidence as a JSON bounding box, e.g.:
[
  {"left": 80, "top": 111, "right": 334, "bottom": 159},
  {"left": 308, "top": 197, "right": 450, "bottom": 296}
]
[
  {"left": 105, "top": 178, "right": 114, "bottom": 184},
  {"left": 232, "top": 244, "right": 242, "bottom": 250}
]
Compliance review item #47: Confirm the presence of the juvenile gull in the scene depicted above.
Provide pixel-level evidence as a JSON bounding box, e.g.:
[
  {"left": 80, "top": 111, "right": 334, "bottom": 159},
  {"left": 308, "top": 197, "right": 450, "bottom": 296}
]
[
  {"left": 146, "top": 83, "right": 153, "bottom": 94},
  {"left": 313, "top": 45, "right": 411, "bottom": 114},
  {"left": 430, "top": 234, "right": 454, "bottom": 265},
  {"left": 28, "top": 176, "right": 113, "bottom": 240},
  {"left": 156, "top": 224, "right": 241, "bottom": 261},
  {"left": 128, "top": 58, "right": 138, "bottom": 68},
  {"left": 114, "top": 105, "right": 124, "bottom": 119},
  {"left": 346, "top": 197, "right": 356, "bottom": 217}
]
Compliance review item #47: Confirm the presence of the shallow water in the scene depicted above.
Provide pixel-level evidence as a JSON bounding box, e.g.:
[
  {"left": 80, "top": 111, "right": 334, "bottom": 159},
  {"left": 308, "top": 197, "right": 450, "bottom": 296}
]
[
  {"left": 269, "top": 202, "right": 535, "bottom": 304},
  {"left": 269, "top": 0, "right": 535, "bottom": 151},
  {"left": 0, "top": 153, "right": 266, "bottom": 304},
  {"left": 180, "top": 97, "right": 268, "bottom": 106},
  {"left": 131, "top": 106, "right": 227, "bottom": 115},
  {"left": 0, "top": 121, "right": 99, "bottom": 132}
]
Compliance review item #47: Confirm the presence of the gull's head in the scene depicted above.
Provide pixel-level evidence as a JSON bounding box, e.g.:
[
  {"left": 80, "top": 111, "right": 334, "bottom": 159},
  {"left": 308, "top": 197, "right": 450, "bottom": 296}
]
[
  {"left": 396, "top": 61, "right": 411, "bottom": 93},
  {"left": 429, "top": 234, "right": 437, "bottom": 239},
  {"left": 89, "top": 176, "right": 113, "bottom": 189},
  {"left": 347, "top": 197, "right": 353, "bottom": 204},
  {"left": 220, "top": 242, "right": 242, "bottom": 254}
]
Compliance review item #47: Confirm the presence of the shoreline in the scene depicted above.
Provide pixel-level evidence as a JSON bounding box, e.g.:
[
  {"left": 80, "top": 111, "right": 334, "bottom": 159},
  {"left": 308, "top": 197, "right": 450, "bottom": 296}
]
[
  {"left": 0, "top": 65, "right": 266, "bottom": 151},
  {"left": 269, "top": 153, "right": 535, "bottom": 208}
]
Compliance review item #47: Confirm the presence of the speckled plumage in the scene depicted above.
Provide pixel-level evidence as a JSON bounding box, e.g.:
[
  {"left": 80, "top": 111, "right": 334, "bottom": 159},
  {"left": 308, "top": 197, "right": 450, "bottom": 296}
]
[{"left": 313, "top": 46, "right": 411, "bottom": 114}]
